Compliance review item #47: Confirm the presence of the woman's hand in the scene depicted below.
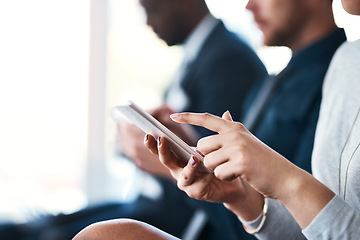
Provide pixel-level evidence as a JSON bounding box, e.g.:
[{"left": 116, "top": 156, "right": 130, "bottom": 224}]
[
  {"left": 169, "top": 112, "right": 297, "bottom": 200},
  {"left": 117, "top": 122, "right": 172, "bottom": 179},
  {"left": 146, "top": 134, "right": 247, "bottom": 204},
  {"left": 145, "top": 111, "right": 266, "bottom": 221}
]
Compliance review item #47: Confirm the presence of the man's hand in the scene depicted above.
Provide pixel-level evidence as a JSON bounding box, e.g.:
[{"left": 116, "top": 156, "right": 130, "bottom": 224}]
[{"left": 150, "top": 104, "right": 198, "bottom": 146}]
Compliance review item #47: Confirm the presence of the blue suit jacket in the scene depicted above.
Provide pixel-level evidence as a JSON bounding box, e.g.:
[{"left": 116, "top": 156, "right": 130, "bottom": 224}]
[{"left": 166, "top": 20, "right": 267, "bottom": 137}]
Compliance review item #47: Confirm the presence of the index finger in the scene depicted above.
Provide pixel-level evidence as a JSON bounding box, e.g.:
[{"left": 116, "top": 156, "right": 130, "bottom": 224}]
[{"left": 170, "top": 112, "right": 237, "bottom": 134}]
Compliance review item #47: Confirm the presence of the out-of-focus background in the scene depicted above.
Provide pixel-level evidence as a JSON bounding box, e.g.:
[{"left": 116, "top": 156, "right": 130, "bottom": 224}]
[{"left": 0, "top": 0, "right": 359, "bottom": 224}]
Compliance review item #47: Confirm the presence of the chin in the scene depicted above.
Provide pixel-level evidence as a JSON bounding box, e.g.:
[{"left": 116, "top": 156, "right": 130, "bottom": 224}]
[
  {"left": 261, "top": 34, "right": 271, "bottom": 46},
  {"left": 341, "top": 0, "right": 360, "bottom": 15},
  {"left": 261, "top": 31, "right": 277, "bottom": 47},
  {"left": 262, "top": 38, "right": 277, "bottom": 47}
]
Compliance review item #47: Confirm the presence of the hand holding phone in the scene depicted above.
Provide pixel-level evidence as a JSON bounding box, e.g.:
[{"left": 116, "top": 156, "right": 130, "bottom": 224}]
[{"left": 112, "top": 100, "right": 205, "bottom": 165}]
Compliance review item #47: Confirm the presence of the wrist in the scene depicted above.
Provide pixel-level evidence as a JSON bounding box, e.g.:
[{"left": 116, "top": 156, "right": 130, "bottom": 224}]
[
  {"left": 242, "top": 197, "right": 268, "bottom": 234},
  {"left": 277, "top": 166, "right": 310, "bottom": 206},
  {"left": 224, "top": 187, "right": 264, "bottom": 222}
]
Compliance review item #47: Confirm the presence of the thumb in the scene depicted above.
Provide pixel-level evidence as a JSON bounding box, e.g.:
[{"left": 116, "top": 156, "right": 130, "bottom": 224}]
[{"left": 222, "top": 110, "right": 233, "bottom": 122}]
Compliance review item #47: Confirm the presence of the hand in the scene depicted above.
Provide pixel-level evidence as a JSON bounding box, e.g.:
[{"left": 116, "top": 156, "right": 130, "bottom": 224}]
[
  {"left": 144, "top": 134, "right": 247, "bottom": 205},
  {"left": 117, "top": 122, "right": 171, "bottom": 178},
  {"left": 145, "top": 111, "right": 265, "bottom": 220},
  {"left": 169, "top": 111, "right": 296, "bottom": 200}
]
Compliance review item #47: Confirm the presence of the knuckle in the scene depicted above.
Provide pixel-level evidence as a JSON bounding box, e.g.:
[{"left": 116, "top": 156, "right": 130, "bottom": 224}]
[
  {"left": 200, "top": 112, "right": 211, "bottom": 123},
  {"left": 203, "top": 155, "right": 213, "bottom": 170},
  {"left": 177, "top": 181, "right": 185, "bottom": 191},
  {"left": 234, "top": 153, "right": 250, "bottom": 174},
  {"left": 197, "top": 137, "right": 206, "bottom": 147},
  {"left": 186, "top": 189, "right": 199, "bottom": 199},
  {"left": 213, "top": 168, "right": 224, "bottom": 180},
  {"left": 234, "top": 122, "right": 246, "bottom": 129},
  {"left": 227, "top": 131, "right": 242, "bottom": 143},
  {"left": 182, "top": 172, "right": 190, "bottom": 182}
]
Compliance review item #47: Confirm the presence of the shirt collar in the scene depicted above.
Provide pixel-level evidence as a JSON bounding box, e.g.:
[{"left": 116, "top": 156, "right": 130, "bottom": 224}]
[{"left": 182, "top": 14, "right": 219, "bottom": 64}]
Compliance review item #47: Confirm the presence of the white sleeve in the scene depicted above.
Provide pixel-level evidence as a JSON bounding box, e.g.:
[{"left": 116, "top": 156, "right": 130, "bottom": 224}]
[
  {"left": 240, "top": 198, "right": 306, "bottom": 240},
  {"left": 303, "top": 195, "right": 360, "bottom": 240}
]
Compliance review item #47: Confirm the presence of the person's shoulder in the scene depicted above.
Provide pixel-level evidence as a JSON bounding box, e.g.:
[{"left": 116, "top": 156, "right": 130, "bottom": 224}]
[
  {"left": 210, "top": 21, "right": 247, "bottom": 45},
  {"left": 206, "top": 25, "right": 257, "bottom": 59},
  {"left": 341, "top": 39, "right": 360, "bottom": 49},
  {"left": 333, "top": 39, "right": 360, "bottom": 61},
  {"left": 323, "top": 39, "right": 360, "bottom": 93}
]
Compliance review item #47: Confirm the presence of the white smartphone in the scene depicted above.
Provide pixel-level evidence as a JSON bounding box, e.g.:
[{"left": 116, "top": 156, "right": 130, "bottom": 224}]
[{"left": 112, "top": 100, "right": 205, "bottom": 165}]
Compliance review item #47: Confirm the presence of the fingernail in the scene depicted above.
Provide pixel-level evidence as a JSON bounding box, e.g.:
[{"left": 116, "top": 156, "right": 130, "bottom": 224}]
[
  {"left": 157, "top": 137, "right": 161, "bottom": 147},
  {"left": 170, "top": 113, "right": 180, "bottom": 119},
  {"left": 195, "top": 149, "right": 204, "bottom": 157},
  {"left": 190, "top": 156, "right": 196, "bottom": 167},
  {"left": 144, "top": 134, "right": 148, "bottom": 142}
]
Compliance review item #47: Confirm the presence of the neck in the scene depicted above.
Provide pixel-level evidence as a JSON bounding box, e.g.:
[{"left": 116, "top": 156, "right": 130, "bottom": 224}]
[
  {"left": 290, "top": 7, "right": 337, "bottom": 53},
  {"left": 183, "top": 1, "right": 210, "bottom": 36}
]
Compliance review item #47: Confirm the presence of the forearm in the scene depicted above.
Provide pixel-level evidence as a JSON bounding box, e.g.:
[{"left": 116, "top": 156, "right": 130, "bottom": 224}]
[
  {"left": 278, "top": 166, "right": 335, "bottom": 229},
  {"left": 225, "top": 165, "right": 335, "bottom": 237}
]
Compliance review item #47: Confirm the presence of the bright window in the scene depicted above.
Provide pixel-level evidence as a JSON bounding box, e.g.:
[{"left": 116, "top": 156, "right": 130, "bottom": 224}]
[{"left": 0, "top": 0, "right": 89, "bottom": 222}]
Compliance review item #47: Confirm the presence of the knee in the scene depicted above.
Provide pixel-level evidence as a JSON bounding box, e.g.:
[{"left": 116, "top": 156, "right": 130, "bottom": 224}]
[{"left": 72, "top": 218, "right": 142, "bottom": 240}]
